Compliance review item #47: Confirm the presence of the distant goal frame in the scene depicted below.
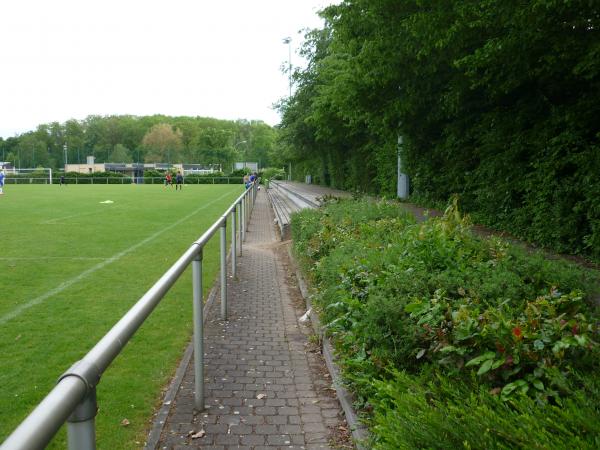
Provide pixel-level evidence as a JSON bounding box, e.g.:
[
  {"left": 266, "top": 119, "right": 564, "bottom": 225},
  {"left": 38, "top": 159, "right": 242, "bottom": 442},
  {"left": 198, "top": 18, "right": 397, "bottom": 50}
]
[{"left": 3, "top": 167, "right": 53, "bottom": 184}]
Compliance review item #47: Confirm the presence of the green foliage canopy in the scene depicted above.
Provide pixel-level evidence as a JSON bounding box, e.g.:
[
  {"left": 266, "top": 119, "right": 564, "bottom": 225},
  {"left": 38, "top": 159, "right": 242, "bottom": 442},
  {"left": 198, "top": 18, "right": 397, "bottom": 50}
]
[
  {"left": 278, "top": 0, "right": 600, "bottom": 259},
  {"left": 0, "top": 115, "right": 281, "bottom": 173}
]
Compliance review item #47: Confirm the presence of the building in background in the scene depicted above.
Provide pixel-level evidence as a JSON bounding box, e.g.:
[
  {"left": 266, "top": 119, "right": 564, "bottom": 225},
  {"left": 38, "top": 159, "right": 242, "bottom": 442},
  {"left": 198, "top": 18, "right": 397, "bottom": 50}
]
[{"left": 65, "top": 157, "right": 221, "bottom": 177}]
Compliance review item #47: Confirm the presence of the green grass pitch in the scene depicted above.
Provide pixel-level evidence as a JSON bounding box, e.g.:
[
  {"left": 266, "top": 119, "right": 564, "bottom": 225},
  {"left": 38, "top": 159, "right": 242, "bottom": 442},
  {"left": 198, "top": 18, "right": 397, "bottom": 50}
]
[{"left": 0, "top": 184, "right": 244, "bottom": 448}]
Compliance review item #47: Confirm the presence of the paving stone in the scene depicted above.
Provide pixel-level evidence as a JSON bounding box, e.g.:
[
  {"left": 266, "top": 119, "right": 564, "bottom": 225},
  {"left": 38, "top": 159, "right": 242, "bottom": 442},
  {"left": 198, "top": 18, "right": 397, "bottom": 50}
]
[
  {"left": 255, "top": 424, "right": 278, "bottom": 434},
  {"left": 240, "top": 434, "right": 266, "bottom": 446},
  {"left": 266, "top": 434, "right": 293, "bottom": 445},
  {"left": 265, "top": 415, "right": 288, "bottom": 425}
]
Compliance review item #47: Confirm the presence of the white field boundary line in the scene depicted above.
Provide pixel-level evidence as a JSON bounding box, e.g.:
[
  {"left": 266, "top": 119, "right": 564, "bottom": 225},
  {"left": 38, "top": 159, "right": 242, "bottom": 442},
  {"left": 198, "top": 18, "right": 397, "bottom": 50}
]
[
  {"left": 0, "top": 190, "right": 235, "bottom": 326},
  {"left": 0, "top": 257, "right": 108, "bottom": 261}
]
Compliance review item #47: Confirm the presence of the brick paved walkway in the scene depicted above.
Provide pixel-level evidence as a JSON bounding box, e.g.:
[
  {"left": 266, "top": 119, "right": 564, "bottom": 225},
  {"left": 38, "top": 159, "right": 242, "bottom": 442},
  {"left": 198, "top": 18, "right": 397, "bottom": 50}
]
[{"left": 154, "top": 189, "right": 346, "bottom": 450}]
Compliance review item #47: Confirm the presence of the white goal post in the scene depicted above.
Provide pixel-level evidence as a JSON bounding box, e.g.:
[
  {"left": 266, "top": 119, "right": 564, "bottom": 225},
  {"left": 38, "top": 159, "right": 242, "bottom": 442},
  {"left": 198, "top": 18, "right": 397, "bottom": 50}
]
[{"left": 4, "top": 167, "right": 53, "bottom": 184}]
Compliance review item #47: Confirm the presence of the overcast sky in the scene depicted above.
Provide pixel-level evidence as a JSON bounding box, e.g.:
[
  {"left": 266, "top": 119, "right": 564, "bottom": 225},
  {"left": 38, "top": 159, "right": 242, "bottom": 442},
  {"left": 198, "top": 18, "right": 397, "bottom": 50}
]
[{"left": 0, "top": 0, "right": 336, "bottom": 138}]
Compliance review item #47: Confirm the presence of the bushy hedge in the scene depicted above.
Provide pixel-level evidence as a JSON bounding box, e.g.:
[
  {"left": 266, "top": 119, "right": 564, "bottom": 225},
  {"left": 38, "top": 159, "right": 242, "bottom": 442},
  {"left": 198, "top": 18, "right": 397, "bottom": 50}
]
[
  {"left": 292, "top": 198, "right": 600, "bottom": 448},
  {"left": 279, "top": 0, "right": 600, "bottom": 261}
]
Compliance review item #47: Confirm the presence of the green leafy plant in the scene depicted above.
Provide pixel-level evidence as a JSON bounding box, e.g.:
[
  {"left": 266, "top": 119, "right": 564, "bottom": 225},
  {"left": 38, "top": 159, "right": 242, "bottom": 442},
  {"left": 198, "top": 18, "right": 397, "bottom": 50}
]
[{"left": 292, "top": 197, "right": 600, "bottom": 447}]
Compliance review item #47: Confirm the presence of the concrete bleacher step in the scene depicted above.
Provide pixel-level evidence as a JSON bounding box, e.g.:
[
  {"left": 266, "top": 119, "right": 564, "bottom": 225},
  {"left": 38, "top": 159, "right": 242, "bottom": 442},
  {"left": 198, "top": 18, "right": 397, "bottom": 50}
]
[
  {"left": 269, "top": 180, "right": 320, "bottom": 209},
  {"left": 266, "top": 187, "right": 300, "bottom": 240},
  {"left": 267, "top": 180, "right": 350, "bottom": 241}
]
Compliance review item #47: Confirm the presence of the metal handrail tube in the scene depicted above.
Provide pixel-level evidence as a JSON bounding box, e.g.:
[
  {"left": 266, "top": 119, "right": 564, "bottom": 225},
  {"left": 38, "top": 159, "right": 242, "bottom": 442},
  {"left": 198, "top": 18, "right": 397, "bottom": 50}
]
[
  {"left": 84, "top": 241, "right": 205, "bottom": 372},
  {"left": 1, "top": 377, "right": 86, "bottom": 450},
  {"left": 1, "top": 184, "right": 256, "bottom": 450},
  {"left": 3, "top": 241, "right": 207, "bottom": 450},
  {"left": 222, "top": 183, "right": 253, "bottom": 218}
]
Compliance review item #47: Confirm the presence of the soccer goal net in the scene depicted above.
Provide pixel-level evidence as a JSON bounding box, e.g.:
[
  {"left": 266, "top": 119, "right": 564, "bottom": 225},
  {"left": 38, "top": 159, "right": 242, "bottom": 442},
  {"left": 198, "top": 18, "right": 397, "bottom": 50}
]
[{"left": 4, "top": 168, "right": 53, "bottom": 184}]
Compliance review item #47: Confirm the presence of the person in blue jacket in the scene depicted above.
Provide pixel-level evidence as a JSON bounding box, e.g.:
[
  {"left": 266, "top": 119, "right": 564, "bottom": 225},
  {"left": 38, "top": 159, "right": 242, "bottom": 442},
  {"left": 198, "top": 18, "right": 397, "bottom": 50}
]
[
  {"left": 0, "top": 169, "right": 5, "bottom": 195},
  {"left": 175, "top": 171, "right": 184, "bottom": 190}
]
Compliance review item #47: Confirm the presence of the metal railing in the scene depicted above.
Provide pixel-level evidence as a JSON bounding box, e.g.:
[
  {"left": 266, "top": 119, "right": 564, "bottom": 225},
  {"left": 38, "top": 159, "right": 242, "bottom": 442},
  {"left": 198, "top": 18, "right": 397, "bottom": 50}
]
[
  {"left": 1, "top": 182, "right": 259, "bottom": 450},
  {"left": 5, "top": 177, "right": 243, "bottom": 185}
]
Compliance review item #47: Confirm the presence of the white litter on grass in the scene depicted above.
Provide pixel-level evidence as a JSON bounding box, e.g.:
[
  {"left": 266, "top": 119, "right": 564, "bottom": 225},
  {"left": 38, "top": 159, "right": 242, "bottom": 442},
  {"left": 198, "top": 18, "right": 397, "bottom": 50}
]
[{"left": 99, "top": 200, "right": 114, "bottom": 204}]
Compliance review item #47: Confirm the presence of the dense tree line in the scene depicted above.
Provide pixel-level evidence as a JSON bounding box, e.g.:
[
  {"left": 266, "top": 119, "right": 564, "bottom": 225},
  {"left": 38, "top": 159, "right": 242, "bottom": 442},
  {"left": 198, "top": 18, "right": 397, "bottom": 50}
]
[
  {"left": 0, "top": 115, "right": 280, "bottom": 172},
  {"left": 278, "top": 0, "right": 600, "bottom": 259}
]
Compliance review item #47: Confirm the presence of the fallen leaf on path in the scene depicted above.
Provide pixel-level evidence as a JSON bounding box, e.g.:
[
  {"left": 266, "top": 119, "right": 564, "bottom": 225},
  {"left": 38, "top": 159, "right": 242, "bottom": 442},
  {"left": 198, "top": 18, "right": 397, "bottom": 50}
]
[{"left": 191, "top": 430, "right": 206, "bottom": 439}]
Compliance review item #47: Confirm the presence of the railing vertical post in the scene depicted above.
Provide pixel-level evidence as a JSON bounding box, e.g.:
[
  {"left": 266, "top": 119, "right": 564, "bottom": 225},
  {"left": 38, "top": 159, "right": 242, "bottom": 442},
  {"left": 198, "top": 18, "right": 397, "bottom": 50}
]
[
  {"left": 220, "top": 219, "right": 228, "bottom": 320},
  {"left": 231, "top": 205, "right": 237, "bottom": 279},
  {"left": 192, "top": 250, "right": 205, "bottom": 411},
  {"left": 245, "top": 193, "right": 249, "bottom": 227},
  {"left": 241, "top": 197, "right": 246, "bottom": 242},
  {"left": 231, "top": 206, "right": 237, "bottom": 279},
  {"left": 248, "top": 189, "right": 252, "bottom": 219},
  {"left": 238, "top": 201, "right": 243, "bottom": 255},
  {"left": 66, "top": 388, "right": 97, "bottom": 450}
]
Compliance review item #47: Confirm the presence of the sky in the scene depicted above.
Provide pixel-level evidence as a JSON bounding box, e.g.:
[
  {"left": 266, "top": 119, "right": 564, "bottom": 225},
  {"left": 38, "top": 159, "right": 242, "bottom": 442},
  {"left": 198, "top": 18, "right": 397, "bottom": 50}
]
[{"left": 0, "top": 0, "right": 337, "bottom": 138}]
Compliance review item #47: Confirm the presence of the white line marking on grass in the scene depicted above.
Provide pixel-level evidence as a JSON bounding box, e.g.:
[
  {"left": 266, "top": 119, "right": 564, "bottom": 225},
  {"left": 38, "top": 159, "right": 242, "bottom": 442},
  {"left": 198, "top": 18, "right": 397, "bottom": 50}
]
[
  {"left": 0, "top": 257, "right": 108, "bottom": 261},
  {"left": 41, "top": 210, "right": 105, "bottom": 225},
  {"left": 0, "top": 190, "right": 235, "bottom": 325}
]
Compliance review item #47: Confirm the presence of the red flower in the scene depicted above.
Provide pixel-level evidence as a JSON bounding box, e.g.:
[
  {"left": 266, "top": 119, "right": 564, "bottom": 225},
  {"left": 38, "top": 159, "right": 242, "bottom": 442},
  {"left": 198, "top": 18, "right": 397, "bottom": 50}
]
[{"left": 512, "top": 326, "right": 523, "bottom": 339}]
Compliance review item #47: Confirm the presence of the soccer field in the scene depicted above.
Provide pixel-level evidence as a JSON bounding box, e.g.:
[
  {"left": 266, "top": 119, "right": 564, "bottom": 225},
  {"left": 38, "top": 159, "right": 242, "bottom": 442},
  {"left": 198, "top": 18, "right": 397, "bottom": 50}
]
[{"left": 0, "top": 184, "right": 244, "bottom": 448}]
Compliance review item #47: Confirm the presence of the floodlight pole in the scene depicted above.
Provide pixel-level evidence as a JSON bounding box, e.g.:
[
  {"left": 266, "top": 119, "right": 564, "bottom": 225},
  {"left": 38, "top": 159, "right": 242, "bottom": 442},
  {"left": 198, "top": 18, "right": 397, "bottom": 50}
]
[
  {"left": 234, "top": 140, "right": 247, "bottom": 170},
  {"left": 283, "top": 37, "right": 293, "bottom": 181},
  {"left": 283, "top": 37, "right": 292, "bottom": 98}
]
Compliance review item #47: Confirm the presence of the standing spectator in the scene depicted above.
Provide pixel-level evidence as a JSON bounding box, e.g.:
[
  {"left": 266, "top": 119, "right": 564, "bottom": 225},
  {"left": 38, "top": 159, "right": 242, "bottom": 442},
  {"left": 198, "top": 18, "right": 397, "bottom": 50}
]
[
  {"left": 0, "top": 169, "right": 5, "bottom": 195},
  {"left": 165, "top": 172, "right": 173, "bottom": 187},
  {"left": 60, "top": 175, "right": 66, "bottom": 186},
  {"left": 175, "top": 171, "right": 184, "bottom": 190},
  {"left": 244, "top": 174, "right": 250, "bottom": 189}
]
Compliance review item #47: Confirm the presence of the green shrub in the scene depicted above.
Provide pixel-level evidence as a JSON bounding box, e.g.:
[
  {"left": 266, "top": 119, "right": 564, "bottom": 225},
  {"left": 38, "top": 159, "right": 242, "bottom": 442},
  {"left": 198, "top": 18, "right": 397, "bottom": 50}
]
[
  {"left": 260, "top": 167, "right": 286, "bottom": 181},
  {"left": 370, "top": 370, "right": 600, "bottom": 449},
  {"left": 292, "top": 197, "right": 600, "bottom": 447}
]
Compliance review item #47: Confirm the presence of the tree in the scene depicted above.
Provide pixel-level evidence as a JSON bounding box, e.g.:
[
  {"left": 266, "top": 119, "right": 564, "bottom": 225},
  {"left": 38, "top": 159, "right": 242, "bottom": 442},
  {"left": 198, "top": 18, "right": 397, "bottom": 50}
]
[
  {"left": 109, "top": 144, "right": 132, "bottom": 163},
  {"left": 141, "top": 123, "right": 184, "bottom": 163},
  {"left": 277, "top": 0, "right": 600, "bottom": 259},
  {"left": 65, "top": 119, "right": 85, "bottom": 164}
]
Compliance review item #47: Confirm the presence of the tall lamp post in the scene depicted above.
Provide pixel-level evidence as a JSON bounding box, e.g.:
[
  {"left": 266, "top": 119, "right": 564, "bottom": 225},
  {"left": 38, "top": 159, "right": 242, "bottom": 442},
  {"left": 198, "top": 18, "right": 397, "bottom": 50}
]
[
  {"left": 234, "top": 140, "right": 247, "bottom": 170},
  {"left": 283, "top": 37, "right": 293, "bottom": 180},
  {"left": 282, "top": 37, "right": 292, "bottom": 98}
]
